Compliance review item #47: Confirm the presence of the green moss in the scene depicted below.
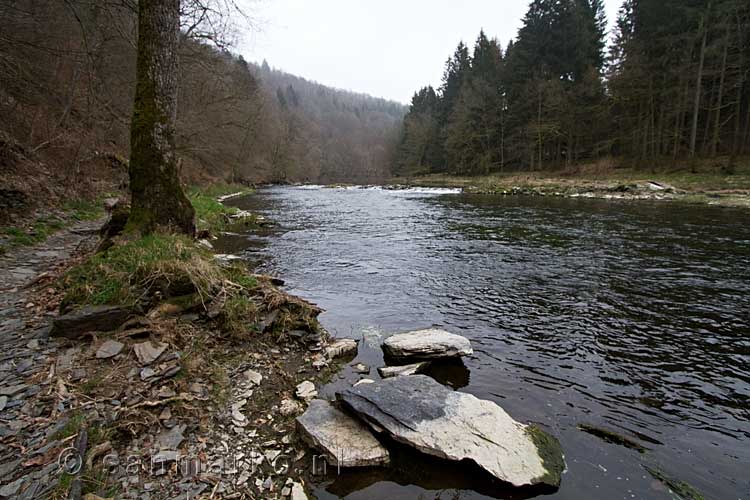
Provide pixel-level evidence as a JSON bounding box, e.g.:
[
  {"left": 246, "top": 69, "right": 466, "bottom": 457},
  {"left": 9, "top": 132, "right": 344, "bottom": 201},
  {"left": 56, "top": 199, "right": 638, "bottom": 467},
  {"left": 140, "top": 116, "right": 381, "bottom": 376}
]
[
  {"left": 0, "top": 216, "right": 66, "bottom": 251},
  {"left": 578, "top": 424, "right": 646, "bottom": 453},
  {"left": 643, "top": 465, "right": 705, "bottom": 500},
  {"left": 526, "top": 424, "right": 565, "bottom": 486}
]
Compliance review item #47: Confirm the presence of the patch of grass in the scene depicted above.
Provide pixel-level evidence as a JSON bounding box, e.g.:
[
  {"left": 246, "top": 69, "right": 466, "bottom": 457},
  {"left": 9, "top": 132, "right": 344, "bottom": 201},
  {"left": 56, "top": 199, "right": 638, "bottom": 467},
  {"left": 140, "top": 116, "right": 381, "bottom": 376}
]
[
  {"left": 49, "top": 413, "right": 117, "bottom": 499},
  {"left": 192, "top": 182, "right": 253, "bottom": 199},
  {"left": 189, "top": 191, "right": 240, "bottom": 232},
  {"left": 59, "top": 234, "right": 273, "bottom": 336},
  {"left": 0, "top": 194, "right": 113, "bottom": 253},
  {"left": 79, "top": 374, "right": 105, "bottom": 396},
  {"left": 63, "top": 198, "right": 106, "bottom": 221},
  {"left": 0, "top": 216, "right": 66, "bottom": 252},
  {"left": 50, "top": 471, "right": 75, "bottom": 500},
  {"left": 223, "top": 295, "right": 259, "bottom": 335},
  {"left": 188, "top": 184, "right": 256, "bottom": 233},
  {"left": 60, "top": 234, "right": 218, "bottom": 309},
  {"left": 52, "top": 412, "right": 86, "bottom": 440}
]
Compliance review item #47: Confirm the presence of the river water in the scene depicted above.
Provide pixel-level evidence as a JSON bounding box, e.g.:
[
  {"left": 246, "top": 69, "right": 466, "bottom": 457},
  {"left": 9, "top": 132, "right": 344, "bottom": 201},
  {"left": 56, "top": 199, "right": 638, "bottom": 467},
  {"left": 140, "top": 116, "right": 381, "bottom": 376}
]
[{"left": 221, "top": 186, "right": 749, "bottom": 500}]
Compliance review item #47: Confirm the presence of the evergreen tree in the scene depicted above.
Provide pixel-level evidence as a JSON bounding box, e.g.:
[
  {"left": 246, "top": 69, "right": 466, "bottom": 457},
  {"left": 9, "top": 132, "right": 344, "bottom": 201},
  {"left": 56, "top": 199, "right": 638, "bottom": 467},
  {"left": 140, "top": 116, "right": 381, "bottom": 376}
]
[{"left": 445, "top": 32, "right": 506, "bottom": 174}]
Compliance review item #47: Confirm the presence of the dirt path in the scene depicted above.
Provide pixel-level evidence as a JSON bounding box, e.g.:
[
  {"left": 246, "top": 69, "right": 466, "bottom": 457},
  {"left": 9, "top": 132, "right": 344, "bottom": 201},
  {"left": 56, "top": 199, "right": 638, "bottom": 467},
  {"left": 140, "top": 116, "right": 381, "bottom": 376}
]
[{"left": 0, "top": 220, "right": 101, "bottom": 498}]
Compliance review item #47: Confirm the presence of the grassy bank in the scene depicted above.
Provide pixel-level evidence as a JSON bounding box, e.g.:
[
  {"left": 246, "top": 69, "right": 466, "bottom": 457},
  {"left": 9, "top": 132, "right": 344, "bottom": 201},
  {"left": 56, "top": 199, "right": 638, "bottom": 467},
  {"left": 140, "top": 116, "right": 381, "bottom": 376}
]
[
  {"left": 188, "top": 183, "right": 255, "bottom": 232},
  {"left": 0, "top": 183, "right": 254, "bottom": 255},
  {"left": 393, "top": 161, "right": 750, "bottom": 207}
]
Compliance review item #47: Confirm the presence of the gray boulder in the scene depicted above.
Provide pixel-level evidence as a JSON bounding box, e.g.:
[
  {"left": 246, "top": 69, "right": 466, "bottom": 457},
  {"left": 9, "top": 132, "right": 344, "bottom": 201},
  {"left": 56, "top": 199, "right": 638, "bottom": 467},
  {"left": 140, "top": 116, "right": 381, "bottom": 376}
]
[
  {"left": 382, "top": 329, "right": 472, "bottom": 361},
  {"left": 51, "top": 306, "right": 133, "bottom": 339},
  {"left": 337, "top": 375, "right": 564, "bottom": 488},
  {"left": 296, "top": 400, "right": 389, "bottom": 468}
]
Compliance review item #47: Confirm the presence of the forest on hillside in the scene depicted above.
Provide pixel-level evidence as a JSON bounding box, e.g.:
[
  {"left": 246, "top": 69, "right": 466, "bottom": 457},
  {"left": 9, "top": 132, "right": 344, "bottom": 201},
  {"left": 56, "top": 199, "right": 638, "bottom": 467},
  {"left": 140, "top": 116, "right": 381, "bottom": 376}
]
[
  {"left": 0, "top": 0, "right": 404, "bottom": 207},
  {"left": 394, "top": 0, "right": 750, "bottom": 176}
]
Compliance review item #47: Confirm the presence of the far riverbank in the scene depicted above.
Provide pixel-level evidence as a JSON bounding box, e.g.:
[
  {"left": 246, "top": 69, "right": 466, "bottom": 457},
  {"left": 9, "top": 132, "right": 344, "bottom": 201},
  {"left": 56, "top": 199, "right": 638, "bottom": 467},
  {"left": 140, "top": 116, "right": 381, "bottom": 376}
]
[{"left": 390, "top": 162, "right": 750, "bottom": 208}]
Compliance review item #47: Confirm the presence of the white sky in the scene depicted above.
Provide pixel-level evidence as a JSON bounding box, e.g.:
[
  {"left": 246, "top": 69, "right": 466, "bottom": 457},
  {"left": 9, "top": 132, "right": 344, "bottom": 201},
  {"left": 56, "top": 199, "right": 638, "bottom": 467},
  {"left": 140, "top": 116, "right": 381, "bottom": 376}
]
[{"left": 238, "top": 0, "right": 622, "bottom": 104}]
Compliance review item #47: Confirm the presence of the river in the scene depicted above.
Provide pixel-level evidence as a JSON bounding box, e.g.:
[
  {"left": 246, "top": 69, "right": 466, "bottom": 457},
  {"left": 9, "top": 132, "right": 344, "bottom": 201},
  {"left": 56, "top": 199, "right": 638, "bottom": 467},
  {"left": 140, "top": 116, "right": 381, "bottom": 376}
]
[{"left": 220, "top": 186, "right": 749, "bottom": 500}]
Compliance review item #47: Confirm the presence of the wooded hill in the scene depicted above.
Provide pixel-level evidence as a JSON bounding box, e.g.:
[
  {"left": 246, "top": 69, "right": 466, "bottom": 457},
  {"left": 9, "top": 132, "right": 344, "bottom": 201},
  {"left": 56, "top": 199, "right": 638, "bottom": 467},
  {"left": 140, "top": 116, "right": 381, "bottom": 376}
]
[
  {"left": 394, "top": 0, "right": 750, "bottom": 176},
  {"left": 0, "top": 0, "right": 405, "bottom": 208}
]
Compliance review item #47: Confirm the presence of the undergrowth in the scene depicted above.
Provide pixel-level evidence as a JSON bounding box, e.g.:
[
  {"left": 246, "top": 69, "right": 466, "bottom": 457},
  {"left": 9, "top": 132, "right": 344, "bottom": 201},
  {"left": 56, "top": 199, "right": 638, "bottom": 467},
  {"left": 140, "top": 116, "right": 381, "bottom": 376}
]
[
  {"left": 61, "top": 234, "right": 223, "bottom": 308},
  {"left": 0, "top": 196, "right": 109, "bottom": 254},
  {"left": 57, "top": 230, "right": 322, "bottom": 339}
]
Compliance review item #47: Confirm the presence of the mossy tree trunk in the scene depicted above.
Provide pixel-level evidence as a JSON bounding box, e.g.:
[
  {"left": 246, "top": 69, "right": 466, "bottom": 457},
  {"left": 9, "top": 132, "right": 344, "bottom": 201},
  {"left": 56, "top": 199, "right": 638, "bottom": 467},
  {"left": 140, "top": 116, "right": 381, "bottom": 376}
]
[{"left": 128, "top": 0, "right": 195, "bottom": 236}]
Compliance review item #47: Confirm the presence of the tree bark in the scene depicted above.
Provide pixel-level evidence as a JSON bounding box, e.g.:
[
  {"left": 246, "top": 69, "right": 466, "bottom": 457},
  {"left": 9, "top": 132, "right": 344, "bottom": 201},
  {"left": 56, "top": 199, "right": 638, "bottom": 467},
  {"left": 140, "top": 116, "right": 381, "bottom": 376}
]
[
  {"left": 690, "top": 10, "right": 708, "bottom": 158},
  {"left": 711, "top": 23, "right": 729, "bottom": 156},
  {"left": 128, "top": 0, "right": 195, "bottom": 235}
]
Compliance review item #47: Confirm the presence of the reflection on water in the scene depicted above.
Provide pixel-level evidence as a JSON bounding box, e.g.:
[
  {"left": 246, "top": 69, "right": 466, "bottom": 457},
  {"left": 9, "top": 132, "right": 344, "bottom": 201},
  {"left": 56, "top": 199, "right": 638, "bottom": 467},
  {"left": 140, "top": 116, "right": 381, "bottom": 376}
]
[
  {"left": 218, "top": 186, "right": 750, "bottom": 499},
  {"left": 421, "top": 358, "right": 471, "bottom": 389}
]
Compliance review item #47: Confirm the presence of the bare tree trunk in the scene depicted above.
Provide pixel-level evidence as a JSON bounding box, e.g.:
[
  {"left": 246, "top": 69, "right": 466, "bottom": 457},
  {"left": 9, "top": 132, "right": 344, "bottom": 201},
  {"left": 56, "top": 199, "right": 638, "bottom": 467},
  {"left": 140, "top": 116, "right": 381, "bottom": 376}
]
[
  {"left": 674, "top": 77, "right": 689, "bottom": 158},
  {"left": 537, "top": 82, "right": 543, "bottom": 170},
  {"left": 711, "top": 23, "right": 730, "bottom": 156},
  {"left": 690, "top": 11, "right": 709, "bottom": 157},
  {"left": 128, "top": 0, "right": 195, "bottom": 235},
  {"left": 701, "top": 78, "right": 717, "bottom": 155},
  {"left": 729, "top": 8, "right": 745, "bottom": 165},
  {"left": 499, "top": 106, "right": 505, "bottom": 172}
]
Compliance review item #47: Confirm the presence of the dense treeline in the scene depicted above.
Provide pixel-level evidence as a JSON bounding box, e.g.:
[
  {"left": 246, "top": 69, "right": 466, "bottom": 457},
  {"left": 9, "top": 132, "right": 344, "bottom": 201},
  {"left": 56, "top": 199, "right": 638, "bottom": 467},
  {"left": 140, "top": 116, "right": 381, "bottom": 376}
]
[
  {"left": 394, "top": 0, "right": 750, "bottom": 176},
  {"left": 0, "top": 0, "right": 404, "bottom": 199}
]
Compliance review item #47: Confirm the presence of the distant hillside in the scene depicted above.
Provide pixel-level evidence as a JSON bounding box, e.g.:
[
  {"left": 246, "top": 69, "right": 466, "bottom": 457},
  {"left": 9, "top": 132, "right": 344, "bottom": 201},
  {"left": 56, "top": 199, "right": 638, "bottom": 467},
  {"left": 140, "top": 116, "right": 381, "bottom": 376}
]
[
  {"left": 0, "top": 1, "right": 404, "bottom": 217},
  {"left": 252, "top": 61, "right": 405, "bottom": 183}
]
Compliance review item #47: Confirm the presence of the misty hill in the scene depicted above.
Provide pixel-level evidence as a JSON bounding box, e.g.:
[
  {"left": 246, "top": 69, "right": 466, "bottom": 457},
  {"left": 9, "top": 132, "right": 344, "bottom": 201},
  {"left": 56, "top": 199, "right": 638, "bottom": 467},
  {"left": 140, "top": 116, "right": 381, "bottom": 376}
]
[{"left": 250, "top": 61, "right": 406, "bottom": 183}]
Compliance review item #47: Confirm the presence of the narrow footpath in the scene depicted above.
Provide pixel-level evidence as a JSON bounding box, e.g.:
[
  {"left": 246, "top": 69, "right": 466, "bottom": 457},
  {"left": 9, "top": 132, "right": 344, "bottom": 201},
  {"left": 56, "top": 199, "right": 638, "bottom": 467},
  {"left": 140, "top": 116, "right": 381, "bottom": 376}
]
[{"left": 0, "top": 220, "right": 101, "bottom": 498}]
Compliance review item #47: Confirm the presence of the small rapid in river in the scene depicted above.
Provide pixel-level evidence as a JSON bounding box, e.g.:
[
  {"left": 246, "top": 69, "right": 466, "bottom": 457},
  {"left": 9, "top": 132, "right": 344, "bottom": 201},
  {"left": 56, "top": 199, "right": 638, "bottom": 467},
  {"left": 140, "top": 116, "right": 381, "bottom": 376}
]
[{"left": 218, "top": 186, "right": 750, "bottom": 500}]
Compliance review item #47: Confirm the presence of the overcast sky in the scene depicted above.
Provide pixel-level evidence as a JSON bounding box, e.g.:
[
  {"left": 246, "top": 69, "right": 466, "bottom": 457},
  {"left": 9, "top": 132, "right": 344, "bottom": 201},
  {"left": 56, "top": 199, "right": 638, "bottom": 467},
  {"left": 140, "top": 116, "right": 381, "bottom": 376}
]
[{"left": 238, "top": 0, "right": 622, "bottom": 104}]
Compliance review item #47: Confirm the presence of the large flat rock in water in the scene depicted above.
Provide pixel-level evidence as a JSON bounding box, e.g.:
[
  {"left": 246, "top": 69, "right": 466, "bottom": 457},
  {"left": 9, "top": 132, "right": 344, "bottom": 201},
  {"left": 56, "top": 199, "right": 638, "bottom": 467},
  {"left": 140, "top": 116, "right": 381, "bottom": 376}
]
[
  {"left": 382, "top": 329, "right": 472, "bottom": 361},
  {"left": 296, "top": 400, "right": 390, "bottom": 468},
  {"left": 337, "top": 375, "right": 564, "bottom": 488}
]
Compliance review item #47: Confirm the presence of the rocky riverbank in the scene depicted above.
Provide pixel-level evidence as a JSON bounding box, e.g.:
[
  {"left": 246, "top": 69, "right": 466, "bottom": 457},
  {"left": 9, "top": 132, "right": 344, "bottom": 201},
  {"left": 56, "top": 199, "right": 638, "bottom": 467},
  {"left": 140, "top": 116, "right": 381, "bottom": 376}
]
[{"left": 0, "top": 197, "right": 348, "bottom": 499}]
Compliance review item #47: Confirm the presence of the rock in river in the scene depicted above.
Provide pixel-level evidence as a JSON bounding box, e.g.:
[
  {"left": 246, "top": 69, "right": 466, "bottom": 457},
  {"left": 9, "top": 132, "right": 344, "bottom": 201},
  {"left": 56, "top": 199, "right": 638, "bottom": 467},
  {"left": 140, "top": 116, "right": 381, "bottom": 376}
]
[
  {"left": 377, "top": 361, "right": 430, "bottom": 378},
  {"left": 381, "top": 328, "right": 472, "bottom": 361},
  {"left": 51, "top": 305, "right": 133, "bottom": 338},
  {"left": 337, "top": 375, "right": 564, "bottom": 488},
  {"left": 325, "top": 338, "right": 358, "bottom": 359},
  {"left": 296, "top": 400, "right": 390, "bottom": 467}
]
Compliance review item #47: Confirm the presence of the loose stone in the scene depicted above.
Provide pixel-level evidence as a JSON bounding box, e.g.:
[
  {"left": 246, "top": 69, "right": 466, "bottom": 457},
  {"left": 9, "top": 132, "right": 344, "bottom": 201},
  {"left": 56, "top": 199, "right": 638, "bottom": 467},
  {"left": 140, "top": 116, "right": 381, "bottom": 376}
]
[{"left": 296, "top": 399, "right": 390, "bottom": 467}]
